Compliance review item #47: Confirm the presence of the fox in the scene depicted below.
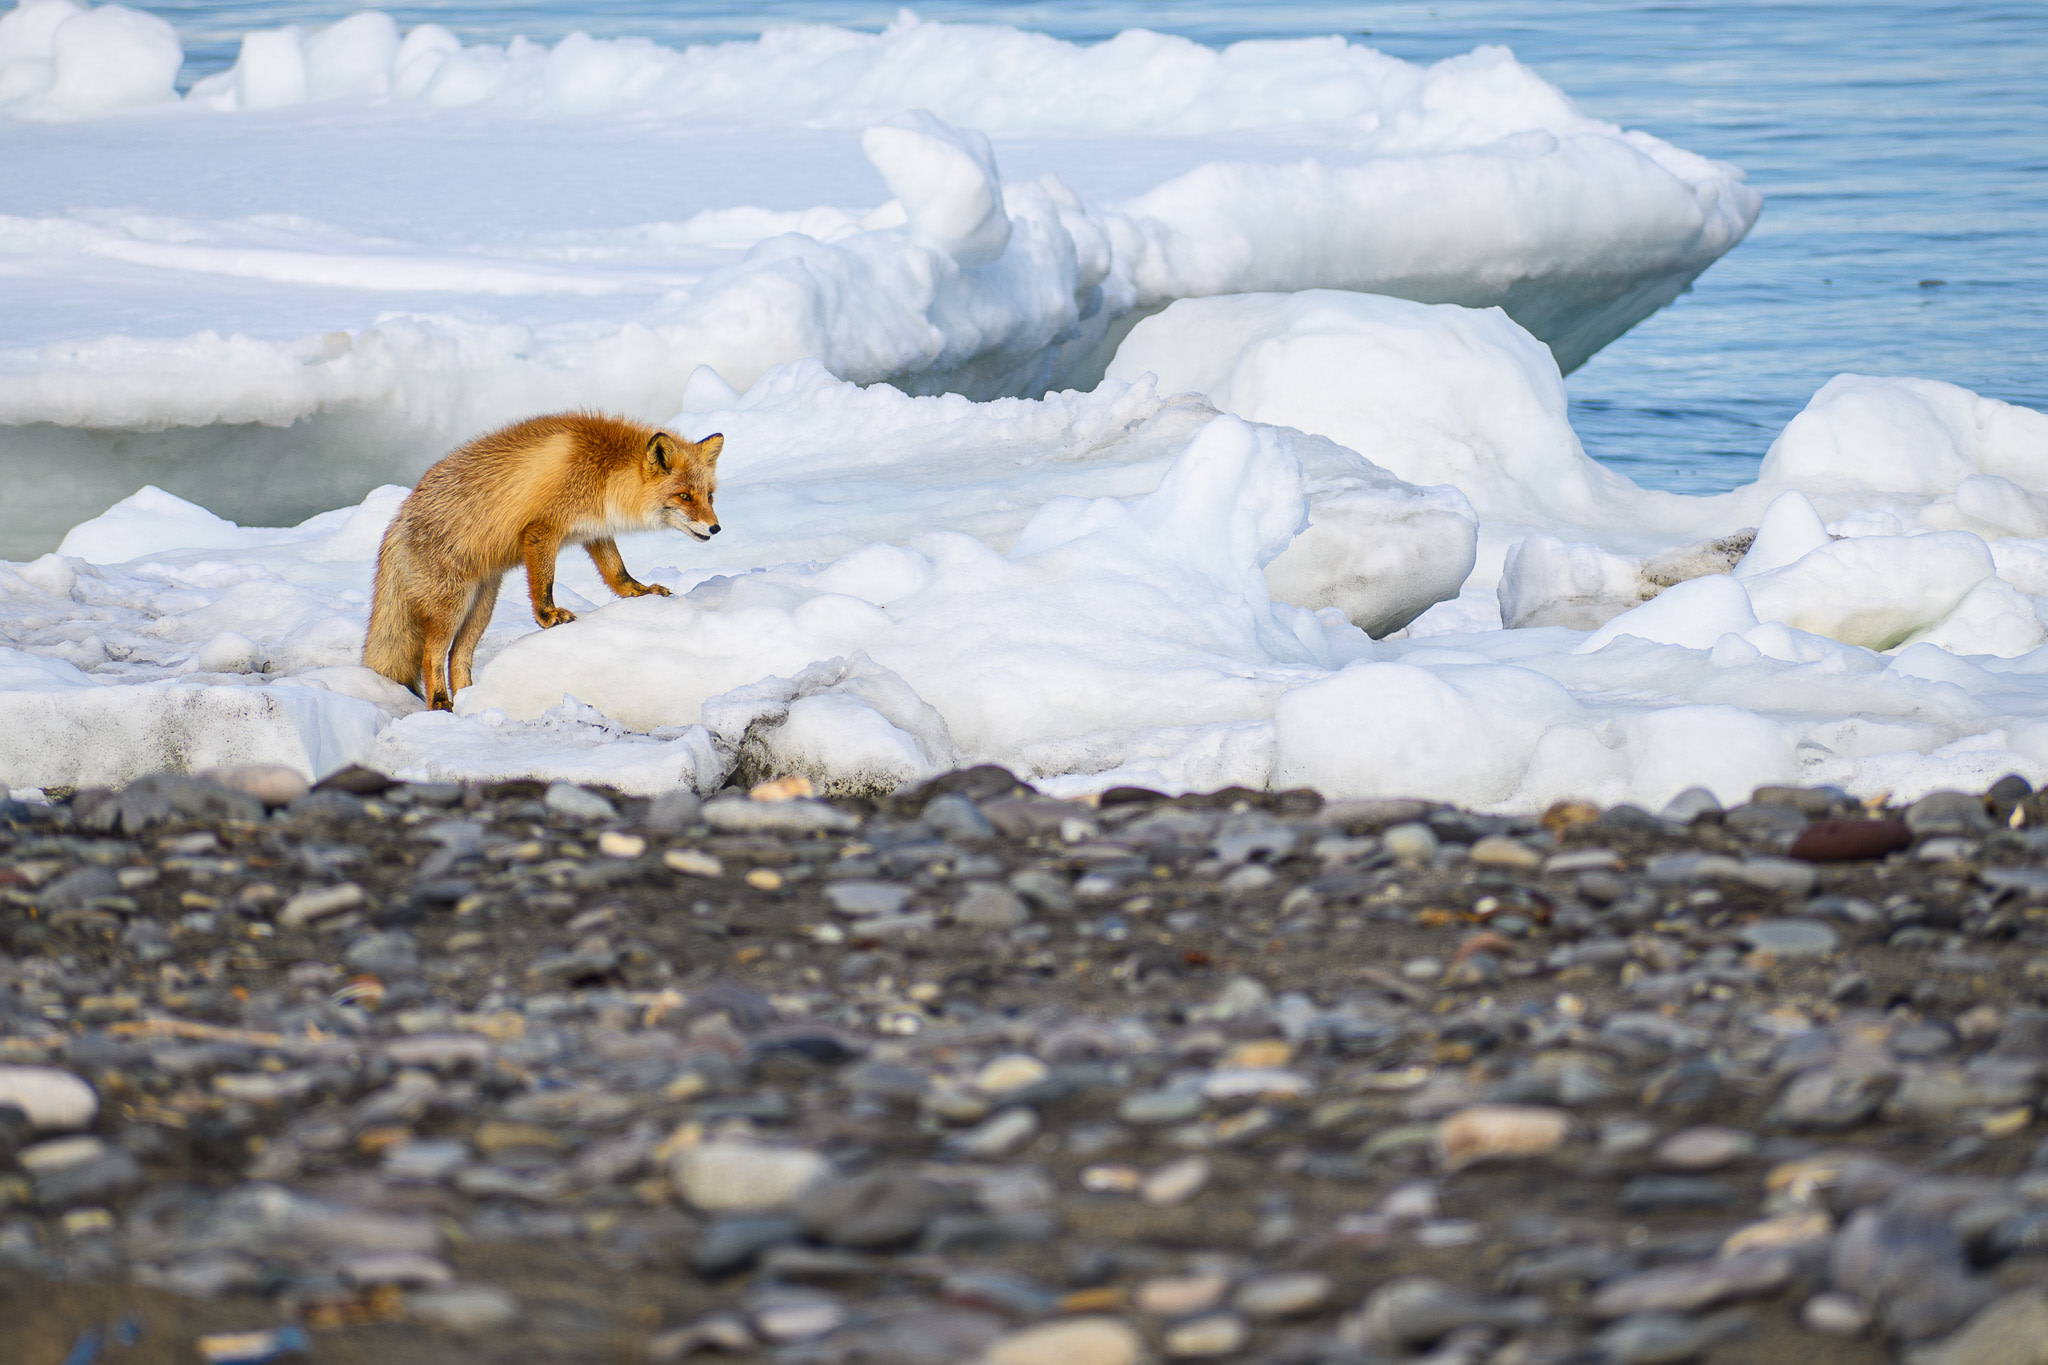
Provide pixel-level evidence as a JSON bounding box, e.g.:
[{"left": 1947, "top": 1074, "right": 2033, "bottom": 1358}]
[{"left": 363, "top": 412, "right": 723, "bottom": 710}]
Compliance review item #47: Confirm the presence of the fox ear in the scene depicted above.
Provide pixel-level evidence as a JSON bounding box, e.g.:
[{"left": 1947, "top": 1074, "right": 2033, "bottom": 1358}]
[
  {"left": 645, "top": 432, "right": 676, "bottom": 475},
  {"left": 696, "top": 433, "right": 723, "bottom": 465}
]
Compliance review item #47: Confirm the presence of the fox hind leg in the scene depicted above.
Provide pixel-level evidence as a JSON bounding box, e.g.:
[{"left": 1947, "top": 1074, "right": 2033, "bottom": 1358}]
[
  {"left": 417, "top": 596, "right": 462, "bottom": 711},
  {"left": 586, "top": 537, "right": 670, "bottom": 599},
  {"left": 448, "top": 572, "right": 502, "bottom": 694}
]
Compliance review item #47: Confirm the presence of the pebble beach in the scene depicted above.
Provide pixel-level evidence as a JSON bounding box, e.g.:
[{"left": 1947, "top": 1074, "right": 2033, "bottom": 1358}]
[{"left": 6, "top": 767, "right": 2048, "bottom": 1363}]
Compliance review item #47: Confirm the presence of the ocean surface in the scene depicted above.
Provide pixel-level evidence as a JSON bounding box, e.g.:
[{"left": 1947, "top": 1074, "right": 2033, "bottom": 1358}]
[{"left": 111, "top": 2, "right": 2048, "bottom": 493}]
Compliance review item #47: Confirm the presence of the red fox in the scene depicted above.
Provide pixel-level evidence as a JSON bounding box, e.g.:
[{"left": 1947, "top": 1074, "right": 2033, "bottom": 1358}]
[{"left": 363, "top": 412, "right": 723, "bottom": 710}]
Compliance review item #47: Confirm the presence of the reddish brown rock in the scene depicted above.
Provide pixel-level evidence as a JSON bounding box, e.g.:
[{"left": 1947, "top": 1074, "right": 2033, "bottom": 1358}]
[{"left": 1789, "top": 818, "right": 1911, "bottom": 863}]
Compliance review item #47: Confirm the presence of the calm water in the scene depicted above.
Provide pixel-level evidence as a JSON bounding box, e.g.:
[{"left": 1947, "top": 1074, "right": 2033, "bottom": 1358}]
[{"left": 145, "top": 1, "right": 2048, "bottom": 494}]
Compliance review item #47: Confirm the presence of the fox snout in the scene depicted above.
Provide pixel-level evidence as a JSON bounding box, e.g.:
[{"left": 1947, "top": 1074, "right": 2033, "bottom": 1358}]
[{"left": 662, "top": 507, "right": 720, "bottom": 541}]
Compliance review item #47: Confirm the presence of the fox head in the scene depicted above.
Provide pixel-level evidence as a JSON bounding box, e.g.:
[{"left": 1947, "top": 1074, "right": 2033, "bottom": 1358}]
[{"left": 645, "top": 431, "right": 723, "bottom": 541}]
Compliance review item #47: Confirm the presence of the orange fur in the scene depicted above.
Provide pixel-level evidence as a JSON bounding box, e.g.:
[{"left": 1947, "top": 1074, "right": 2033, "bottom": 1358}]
[{"left": 364, "top": 412, "right": 722, "bottom": 709}]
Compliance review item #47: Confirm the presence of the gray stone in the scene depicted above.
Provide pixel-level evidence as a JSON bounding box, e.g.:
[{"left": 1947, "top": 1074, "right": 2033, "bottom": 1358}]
[
  {"left": 1119, "top": 1089, "right": 1203, "bottom": 1126},
  {"left": 1736, "top": 857, "right": 1819, "bottom": 895},
  {"left": 954, "top": 882, "right": 1030, "bottom": 929},
  {"left": 1588, "top": 1251, "right": 1792, "bottom": 1317},
  {"left": 701, "top": 796, "right": 858, "bottom": 835},
  {"left": 1352, "top": 1276, "right": 1548, "bottom": 1349},
  {"left": 544, "top": 782, "right": 618, "bottom": 821},
  {"left": 796, "top": 1171, "right": 964, "bottom": 1249},
  {"left": 1738, "top": 919, "right": 1839, "bottom": 956},
  {"left": 34, "top": 1147, "right": 143, "bottom": 1208},
  {"left": 749, "top": 1291, "right": 848, "bottom": 1344},
  {"left": 825, "top": 880, "right": 913, "bottom": 918},
  {"left": 949, "top": 1107, "right": 1040, "bottom": 1158},
  {"left": 1592, "top": 1311, "right": 1742, "bottom": 1364},
  {"left": 341, "top": 1252, "right": 455, "bottom": 1288},
  {"left": 382, "top": 1139, "right": 471, "bottom": 1182},
  {"left": 1772, "top": 1067, "right": 1890, "bottom": 1129},
  {"left": 923, "top": 793, "right": 997, "bottom": 843},
  {"left": 691, "top": 1217, "right": 802, "bottom": 1275},
  {"left": 1007, "top": 868, "right": 1074, "bottom": 912},
  {"left": 1163, "top": 1313, "right": 1249, "bottom": 1358},
  {"left": 1658, "top": 787, "right": 1722, "bottom": 823},
  {"left": 34, "top": 865, "right": 121, "bottom": 912},
  {"left": 1831, "top": 1207, "right": 1996, "bottom": 1342},
  {"left": 1906, "top": 791, "right": 1994, "bottom": 837},
  {"left": 345, "top": 930, "right": 420, "bottom": 977},
  {"left": 1652, "top": 1126, "right": 1757, "bottom": 1172},
  {"left": 407, "top": 1283, "right": 520, "bottom": 1333},
  {"left": 646, "top": 788, "right": 703, "bottom": 835},
  {"left": 1618, "top": 1176, "right": 1740, "bottom": 1212},
  {"left": 1212, "top": 817, "right": 1298, "bottom": 865},
  {"left": 278, "top": 881, "right": 367, "bottom": 928},
  {"left": 77, "top": 772, "right": 266, "bottom": 833},
  {"left": 1803, "top": 1292, "right": 1872, "bottom": 1336},
  {"left": 1233, "top": 1271, "right": 1332, "bottom": 1319},
  {"left": 1645, "top": 853, "right": 1745, "bottom": 885},
  {"left": 1905, "top": 1291, "right": 2048, "bottom": 1365}
]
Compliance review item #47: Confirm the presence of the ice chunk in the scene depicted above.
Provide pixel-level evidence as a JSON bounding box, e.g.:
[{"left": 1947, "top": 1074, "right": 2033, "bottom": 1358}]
[
  {"left": 304, "top": 11, "right": 400, "bottom": 101},
  {"left": 1757, "top": 374, "right": 2048, "bottom": 499},
  {"left": 0, "top": 657, "right": 383, "bottom": 789},
  {"left": 1273, "top": 662, "right": 1583, "bottom": 805},
  {"left": 701, "top": 654, "right": 962, "bottom": 796},
  {"left": 40, "top": 3, "right": 178, "bottom": 113},
  {"left": 1107, "top": 291, "right": 1643, "bottom": 527},
  {"left": 1499, "top": 535, "right": 1645, "bottom": 630},
  {"left": 862, "top": 110, "right": 1012, "bottom": 267},
  {"left": 1902, "top": 577, "right": 2048, "bottom": 659},
  {"left": 1578, "top": 574, "right": 1760, "bottom": 654},
  {"left": 1743, "top": 532, "right": 1995, "bottom": 650},
  {"left": 370, "top": 697, "right": 723, "bottom": 795},
  {"left": 1735, "top": 491, "right": 1831, "bottom": 578}
]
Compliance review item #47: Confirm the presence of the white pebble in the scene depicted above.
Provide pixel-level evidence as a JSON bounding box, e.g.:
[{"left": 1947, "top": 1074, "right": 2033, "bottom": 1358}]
[{"left": 0, "top": 1065, "right": 98, "bottom": 1132}]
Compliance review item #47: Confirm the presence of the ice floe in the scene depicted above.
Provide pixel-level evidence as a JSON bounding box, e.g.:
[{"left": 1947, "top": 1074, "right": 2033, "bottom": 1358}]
[{"left": 2, "top": 304, "right": 2046, "bottom": 810}]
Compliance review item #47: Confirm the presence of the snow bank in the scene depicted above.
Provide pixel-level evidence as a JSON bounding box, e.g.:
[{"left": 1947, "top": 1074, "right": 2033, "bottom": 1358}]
[
  {"left": 0, "top": 375, "right": 1458, "bottom": 793},
  {"left": 7, "top": 357, "right": 2048, "bottom": 809}
]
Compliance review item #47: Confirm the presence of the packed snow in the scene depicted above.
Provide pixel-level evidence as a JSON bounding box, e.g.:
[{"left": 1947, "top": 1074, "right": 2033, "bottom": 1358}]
[
  {"left": 6, "top": 2, "right": 2045, "bottom": 812},
  {"left": 0, "top": 2, "right": 1757, "bottom": 550},
  {"left": 5, "top": 313, "right": 2048, "bottom": 810}
]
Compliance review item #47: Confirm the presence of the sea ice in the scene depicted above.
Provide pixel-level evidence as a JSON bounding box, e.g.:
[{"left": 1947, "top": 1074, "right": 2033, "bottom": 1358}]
[
  {"left": 0, "top": 4, "right": 1760, "bottom": 551},
  {"left": 3, "top": 332, "right": 2046, "bottom": 810}
]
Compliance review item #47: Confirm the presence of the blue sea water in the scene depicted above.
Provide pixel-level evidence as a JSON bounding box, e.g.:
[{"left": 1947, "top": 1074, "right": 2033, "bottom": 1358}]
[{"left": 143, "top": 1, "right": 2048, "bottom": 495}]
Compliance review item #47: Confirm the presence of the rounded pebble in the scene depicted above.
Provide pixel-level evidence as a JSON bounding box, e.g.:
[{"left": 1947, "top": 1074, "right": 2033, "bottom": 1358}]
[
  {"left": 1234, "top": 1270, "right": 1332, "bottom": 1319},
  {"left": 983, "top": 1317, "right": 1144, "bottom": 1365},
  {"left": 0, "top": 1066, "right": 97, "bottom": 1133},
  {"left": 1164, "top": 1313, "right": 1249, "bottom": 1357},
  {"left": 1141, "top": 1155, "right": 1211, "bottom": 1207},
  {"left": 407, "top": 1284, "right": 520, "bottom": 1334},
  {"left": 672, "top": 1141, "right": 830, "bottom": 1212},
  {"left": 1436, "top": 1105, "right": 1570, "bottom": 1171}
]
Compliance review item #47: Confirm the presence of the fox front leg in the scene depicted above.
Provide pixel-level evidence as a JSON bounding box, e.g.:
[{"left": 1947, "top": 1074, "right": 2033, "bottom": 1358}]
[
  {"left": 520, "top": 522, "right": 576, "bottom": 628},
  {"left": 585, "top": 537, "right": 670, "bottom": 599}
]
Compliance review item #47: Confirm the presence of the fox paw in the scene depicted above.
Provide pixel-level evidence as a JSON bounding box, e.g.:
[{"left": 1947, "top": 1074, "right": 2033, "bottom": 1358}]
[
  {"left": 536, "top": 605, "right": 577, "bottom": 627},
  {"left": 428, "top": 690, "right": 454, "bottom": 711},
  {"left": 642, "top": 583, "right": 672, "bottom": 597}
]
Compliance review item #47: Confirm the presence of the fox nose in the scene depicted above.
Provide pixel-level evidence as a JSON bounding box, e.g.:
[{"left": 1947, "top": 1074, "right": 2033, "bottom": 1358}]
[{"left": 708, "top": 523, "right": 721, "bottom": 535}]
